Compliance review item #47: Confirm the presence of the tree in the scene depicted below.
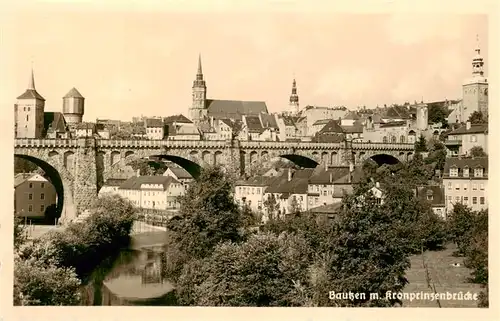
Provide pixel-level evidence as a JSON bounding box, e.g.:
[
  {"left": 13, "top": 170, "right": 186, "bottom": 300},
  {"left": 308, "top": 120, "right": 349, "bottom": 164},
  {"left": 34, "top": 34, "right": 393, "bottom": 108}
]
[
  {"left": 428, "top": 103, "right": 448, "bottom": 127},
  {"left": 263, "top": 193, "right": 279, "bottom": 220},
  {"left": 468, "top": 111, "right": 487, "bottom": 124},
  {"left": 288, "top": 196, "right": 301, "bottom": 215},
  {"left": 129, "top": 159, "right": 167, "bottom": 176},
  {"left": 415, "top": 135, "right": 428, "bottom": 153},
  {"left": 448, "top": 203, "right": 475, "bottom": 255},
  {"left": 14, "top": 158, "right": 38, "bottom": 174},
  {"left": 325, "top": 187, "right": 411, "bottom": 307},
  {"left": 14, "top": 216, "right": 27, "bottom": 250},
  {"left": 469, "top": 146, "right": 487, "bottom": 158},
  {"left": 175, "top": 232, "right": 315, "bottom": 306},
  {"left": 166, "top": 166, "right": 247, "bottom": 261}
]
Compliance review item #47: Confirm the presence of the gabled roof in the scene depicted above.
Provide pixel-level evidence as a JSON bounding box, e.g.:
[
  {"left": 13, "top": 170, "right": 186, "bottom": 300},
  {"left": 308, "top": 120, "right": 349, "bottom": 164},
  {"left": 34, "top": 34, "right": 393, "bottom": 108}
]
[
  {"left": 166, "top": 167, "right": 193, "bottom": 179},
  {"left": 309, "top": 202, "right": 343, "bottom": 214},
  {"left": 382, "top": 105, "right": 412, "bottom": 120},
  {"left": 118, "top": 175, "right": 181, "bottom": 190},
  {"left": 448, "top": 123, "right": 488, "bottom": 135},
  {"left": 332, "top": 166, "right": 364, "bottom": 184},
  {"left": 145, "top": 118, "right": 164, "bottom": 128},
  {"left": 245, "top": 115, "right": 264, "bottom": 133},
  {"left": 163, "top": 114, "right": 192, "bottom": 124},
  {"left": 17, "top": 89, "right": 45, "bottom": 101},
  {"left": 379, "top": 120, "right": 407, "bottom": 128},
  {"left": 309, "top": 166, "right": 352, "bottom": 184},
  {"left": 14, "top": 173, "right": 33, "bottom": 188},
  {"left": 319, "top": 119, "right": 344, "bottom": 134},
  {"left": 313, "top": 119, "right": 332, "bottom": 126},
  {"left": 206, "top": 99, "right": 268, "bottom": 120},
  {"left": 63, "top": 87, "right": 84, "bottom": 99},
  {"left": 260, "top": 113, "right": 279, "bottom": 129},
  {"left": 265, "top": 169, "right": 315, "bottom": 195},
  {"left": 341, "top": 120, "right": 364, "bottom": 133},
  {"left": 343, "top": 111, "right": 360, "bottom": 120},
  {"left": 443, "top": 157, "right": 488, "bottom": 175},
  {"left": 167, "top": 123, "right": 200, "bottom": 136},
  {"left": 44, "top": 112, "right": 68, "bottom": 134}
]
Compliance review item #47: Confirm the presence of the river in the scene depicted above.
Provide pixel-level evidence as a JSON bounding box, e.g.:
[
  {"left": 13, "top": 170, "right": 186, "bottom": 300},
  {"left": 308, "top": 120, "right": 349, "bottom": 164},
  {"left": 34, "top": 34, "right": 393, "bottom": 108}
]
[{"left": 82, "top": 231, "right": 178, "bottom": 306}]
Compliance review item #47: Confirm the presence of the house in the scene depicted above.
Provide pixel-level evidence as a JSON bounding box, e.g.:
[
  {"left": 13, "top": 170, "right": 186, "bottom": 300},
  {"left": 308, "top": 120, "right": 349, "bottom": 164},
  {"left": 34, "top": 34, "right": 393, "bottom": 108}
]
[
  {"left": 71, "top": 122, "right": 96, "bottom": 138},
  {"left": 443, "top": 157, "right": 488, "bottom": 213},
  {"left": 44, "top": 112, "right": 70, "bottom": 139},
  {"left": 299, "top": 105, "right": 348, "bottom": 136},
  {"left": 264, "top": 168, "right": 315, "bottom": 217},
  {"left": 98, "top": 178, "right": 127, "bottom": 197},
  {"left": 234, "top": 176, "right": 276, "bottom": 216},
  {"left": 308, "top": 202, "right": 343, "bottom": 223},
  {"left": 307, "top": 165, "right": 356, "bottom": 208},
  {"left": 310, "top": 119, "right": 331, "bottom": 137},
  {"left": 276, "top": 115, "right": 298, "bottom": 141},
  {"left": 164, "top": 114, "right": 201, "bottom": 140},
  {"left": 415, "top": 185, "right": 446, "bottom": 219},
  {"left": 14, "top": 173, "right": 57, "bottom": 221},
  {"left": 444, "top": 121, "right": 488, "bottom": 156},
  {"left": 117, "top": 175, "right": 186, "bottom": 210},
  {"left": 163, "top": 166, "right": 194, "bottom": 187},
  {"left": 144, "top": 118, "right": 165, "bottom": 140}
]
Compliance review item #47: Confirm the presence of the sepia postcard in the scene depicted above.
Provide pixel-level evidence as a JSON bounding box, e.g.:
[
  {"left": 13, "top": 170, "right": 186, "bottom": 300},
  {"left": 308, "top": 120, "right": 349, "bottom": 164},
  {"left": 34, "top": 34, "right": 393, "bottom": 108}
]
[{"left": 1, "top": 0, "right": 498, "bottom": 320}]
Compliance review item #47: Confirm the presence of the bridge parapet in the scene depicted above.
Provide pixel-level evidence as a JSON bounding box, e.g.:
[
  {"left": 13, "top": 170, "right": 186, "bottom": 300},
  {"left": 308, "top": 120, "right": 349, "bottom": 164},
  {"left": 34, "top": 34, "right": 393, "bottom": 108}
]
[
  {"left": 15, "top": 138, "right": 79, "bottom": 148},
  {"left": 96, "top": 139, "right": 229, "bottom": 149},
  {"left": 351, "top": 142, "right": 415, "bottom": 150},
  {"left": 240, "top": 141, "right": 344, "bottom": 150}
]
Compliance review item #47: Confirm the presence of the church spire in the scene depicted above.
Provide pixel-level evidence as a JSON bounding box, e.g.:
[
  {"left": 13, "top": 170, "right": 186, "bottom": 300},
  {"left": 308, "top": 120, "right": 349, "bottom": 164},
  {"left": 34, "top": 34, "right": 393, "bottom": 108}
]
[
  {"left": 472, "top": 34, "right": 484, "bottom": 77},
  {"left": 196, "top": 53, "right": 203, "bottom": 80},
  {"left": 289, "top": 78, "right": 299, "bottom": 114},
  {"left": 28, "top": 64, "right": 35, "bottom": 90}
]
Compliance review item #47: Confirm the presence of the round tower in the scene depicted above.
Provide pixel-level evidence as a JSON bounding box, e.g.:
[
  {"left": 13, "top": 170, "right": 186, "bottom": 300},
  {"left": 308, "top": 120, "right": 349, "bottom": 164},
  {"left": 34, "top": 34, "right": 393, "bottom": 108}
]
[{"left": 63, "top": 87, "right": 85, "bottom": 123}]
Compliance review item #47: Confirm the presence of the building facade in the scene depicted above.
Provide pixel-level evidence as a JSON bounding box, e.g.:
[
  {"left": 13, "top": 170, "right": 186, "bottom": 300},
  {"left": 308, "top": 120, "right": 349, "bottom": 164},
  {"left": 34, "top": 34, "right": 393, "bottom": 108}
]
[
  {"left": 14, "top": 173, "right": 57, "bottom": 219},
  {"left": 445, "top": 122, "right": 488, "bottom": 156},
  {"left": 443, "top": 157, "right": 488, "bottom": 214}
]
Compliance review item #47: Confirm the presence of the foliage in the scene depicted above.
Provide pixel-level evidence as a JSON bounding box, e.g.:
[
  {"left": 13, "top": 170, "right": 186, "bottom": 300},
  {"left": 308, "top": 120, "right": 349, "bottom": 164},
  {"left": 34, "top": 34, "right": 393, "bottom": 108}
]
[
  {"left": 469, "top": 146, "right": 487, "bottom": 157},
  {"left": 428, "top": 103, "right": 449, "bottom": 127},
  {"left": 14, "top": 157, "right": 38, "bottom": 174},
  {"left": 468, "top": 111, "right": 487, "bottom": 124},
  {"left": 15, "top": 194, "right": 136, "bottom": 305},
  {"left": 175, "top": 232, "right": 314, "bottom": 306},
  {"left": 288, "top": 196, "right": 301, "bottom": 214},
  {"left": 14, "top": 216, "right": 27, "bottom": 250},
  {"left": 166, "top": 166, "right": 247, "bottom": 264},
  {"left": 447, "top": 203, "right": 476, "bottom": 255},
  {"left": 425, "top": 140, "right": 447, "bottom": 172},
  {"left": 129, "top": 159, "right": 167, "bottom": 176},
  {"left": 14, "top": 255, "right": 81, "bottom": 306},
  {"left": 415, "top": 135, "right": 428, "bottom": 153},
  {"left": 325, "top": 188, "right": 411, "bottom": 307}
]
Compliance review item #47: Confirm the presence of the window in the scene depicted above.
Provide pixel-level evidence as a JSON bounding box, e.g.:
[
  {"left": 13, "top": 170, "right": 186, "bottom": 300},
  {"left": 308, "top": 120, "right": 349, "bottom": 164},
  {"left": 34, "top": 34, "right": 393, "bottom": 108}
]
[
  {"left": 455, "top": 196, "right": 460, "bottom": 202},
  {"left": 450, "top": 168, "right": 459, "bottom": 177},
  {"left": 463, "top": 167, "right": 469, "bottom": 177},
  {"left": 427, "top": 195, "right": 433, "bottom": 201},
  {"left": 473, "top": 184, "right": 478, "bottom": 190},
  {"left": 474, "top": 168, "right": 483, "bottom": 178},
  {"left": 383, "top": 136, "right": 388, "bottom": 143},
  {"left": 40, "top": 193, "right": 45, "bottom": 200},
  {"left": 480, "top": 197, "right": 485, "bottom": 205},
  {"left": 41, "top": 183, "right": 45, "bottom": 188},
  {"left": 28, "top": 193, "right": 33, "bottom": 200},
  {"left": 447, "top": 196, "right": 452, "bottom": 201},
  {"left": 463, "top": 184, "right": 467, "bottom": 191},
  {"left": 472, "top": 197, "right": 477, "bottom": 205},
  {"left": 40, "top": 205, "right": 45, "bottom": 212},
  {"left": 28, "top": 205, "right": 33, "bottom": 212},
  {"left": 455, "top": 183, "right": 460, "bottom": 191},
  {"left": 323, "top": 191, "right": 327, "bottom": 196},
  {"left": 480, "top": 184, "right": 484, "bottom": 190},
  {"left": 391, "top": 136, "right": 397, "bottom": 143},
  {"left": 26, "top": 115, "right": 29, "bottom": 121},
  {"left": 400, "top": 135, "right": 405, "bottom": 143},
  {"left": 448, "top": 182, "right": 452, "bottom": 190},
  {"left": 29, "top": 183, "right": 33, "bottom": 188},
  {"left": 470, "top": 135, "right": 477, "bottom": 143},
  {"left": 464, "top": 197, "right": 469, "bottom": 204}
]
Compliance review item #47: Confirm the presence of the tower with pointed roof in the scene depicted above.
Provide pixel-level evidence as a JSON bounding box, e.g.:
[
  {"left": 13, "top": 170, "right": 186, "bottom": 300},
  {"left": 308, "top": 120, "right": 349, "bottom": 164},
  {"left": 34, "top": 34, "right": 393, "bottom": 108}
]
[
  {"left": 63, "top": 87, "right": 85, "bottom": 124},
  {"left": 462, "top": 35, "right": 488, "bottom": 122},
  {"left": 189, "top": 54, "right": 208, "bottom": 123},
  {"left": 289, "top": 78, "right": 299, "bottom": 115},
  {"left": 15, "top": 67, "right": 46, "bottom": 138}
]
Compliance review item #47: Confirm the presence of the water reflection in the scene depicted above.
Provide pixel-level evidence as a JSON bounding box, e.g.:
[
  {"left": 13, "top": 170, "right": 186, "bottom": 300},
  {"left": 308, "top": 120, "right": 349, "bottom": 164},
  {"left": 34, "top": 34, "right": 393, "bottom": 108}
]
[{"left": 93, "top": 247, "right": 177, "bottom": 305}]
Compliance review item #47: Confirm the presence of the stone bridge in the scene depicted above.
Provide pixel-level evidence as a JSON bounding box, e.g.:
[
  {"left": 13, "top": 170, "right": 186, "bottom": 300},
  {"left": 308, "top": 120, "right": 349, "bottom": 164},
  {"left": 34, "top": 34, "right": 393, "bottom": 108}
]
[{"left": 14, "top": 138, "right": 414, "bottom": 223}]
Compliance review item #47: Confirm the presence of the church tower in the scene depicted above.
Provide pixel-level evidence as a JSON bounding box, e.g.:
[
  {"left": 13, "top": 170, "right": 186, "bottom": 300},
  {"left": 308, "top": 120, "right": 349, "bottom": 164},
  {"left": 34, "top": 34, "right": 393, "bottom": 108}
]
[
  {"left": 63, "top": 87, "right": 85, "bottom": 124},
  {"left": 14, "top": 67, "right": 45, "bottom": 138},
  {"left": 462, "top": 35, "right": 488, "bottom": 122},
  {"left": 189, "top": 54, "right": 207, "bottom": 123},
  {"left": 289, "top": 78, "right": 299, "bottom": 115},
  {"left": 416, "top": 100, "right": 429, "bottom": 131}
]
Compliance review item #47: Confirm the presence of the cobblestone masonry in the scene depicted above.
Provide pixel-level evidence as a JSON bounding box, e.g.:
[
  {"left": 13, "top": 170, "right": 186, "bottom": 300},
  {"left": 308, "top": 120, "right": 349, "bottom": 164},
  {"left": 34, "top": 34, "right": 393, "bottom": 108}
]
[{"left": 14, "top": 138, "right": 414, "bottom": 224}]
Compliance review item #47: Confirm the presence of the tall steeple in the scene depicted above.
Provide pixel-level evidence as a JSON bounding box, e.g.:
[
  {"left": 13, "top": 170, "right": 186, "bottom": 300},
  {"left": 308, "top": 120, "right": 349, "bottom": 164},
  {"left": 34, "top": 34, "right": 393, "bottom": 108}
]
[
  {"left": 472, "top": 34, "right": 485, "bottom": 77},
  {"left": 28, "top": 64, "right": 36, "bottom": 90},
  {"left": 289, "top": 78, "right": 299, "bottom": 115},
  {"left": 190, "top": 53, "right": 207, "bottom": 122}
]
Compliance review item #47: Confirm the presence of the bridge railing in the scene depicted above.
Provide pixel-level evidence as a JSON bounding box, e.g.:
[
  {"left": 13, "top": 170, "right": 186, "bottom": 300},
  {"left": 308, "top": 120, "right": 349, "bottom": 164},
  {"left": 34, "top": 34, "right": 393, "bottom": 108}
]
[
  {"left": 351, "top": 142, "right": 415, "bottom": 150},
  {"left": 97, "top": 139, "right": 228, "bottom": 149},
  {"left": 14, "top": 138, "right": 79, "bottom": 148}
]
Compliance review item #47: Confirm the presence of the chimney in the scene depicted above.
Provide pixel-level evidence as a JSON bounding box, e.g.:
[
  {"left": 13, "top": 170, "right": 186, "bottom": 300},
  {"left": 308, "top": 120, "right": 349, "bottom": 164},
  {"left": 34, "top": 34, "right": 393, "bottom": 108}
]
[
  {"left": 375, "top": 182, "right": 380, "bottom": 189},
  {"left": 136, "top": 169, "right": 140, "bottom": 177},
  {"left": 466, "top": 121, "right": 471, "bottom": 130},
  {"left": 329, "top": 172, "right": 333, "bottom": 183},
  {"left": 288, "top": 168, "right": 292, "bottom": 182}
]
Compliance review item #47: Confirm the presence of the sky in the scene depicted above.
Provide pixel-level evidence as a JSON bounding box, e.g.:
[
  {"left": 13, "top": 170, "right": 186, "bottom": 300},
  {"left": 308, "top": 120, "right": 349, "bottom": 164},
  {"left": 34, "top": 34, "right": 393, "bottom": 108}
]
[{"left": 0, "top": 4, "right": 489, "bottom": 121}]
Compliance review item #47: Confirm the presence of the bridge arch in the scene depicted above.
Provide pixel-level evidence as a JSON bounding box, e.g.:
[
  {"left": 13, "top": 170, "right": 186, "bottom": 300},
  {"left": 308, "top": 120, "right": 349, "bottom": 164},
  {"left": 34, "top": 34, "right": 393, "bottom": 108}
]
[
  {"left": 280, "top": 154, "right": 319, "bottom": 168},
  {"left": 14, "top": 154, "right": 68, "bottom": 221},
  {"left": 369, "top": 153, "right": 401, "bottom": 166}
]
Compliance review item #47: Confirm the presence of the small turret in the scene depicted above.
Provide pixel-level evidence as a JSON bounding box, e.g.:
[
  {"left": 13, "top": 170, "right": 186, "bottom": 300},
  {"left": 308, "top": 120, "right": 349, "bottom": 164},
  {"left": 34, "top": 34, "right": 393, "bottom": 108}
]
[{"left": 63, "top": 87, "right": 85, "bottom": 124}]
